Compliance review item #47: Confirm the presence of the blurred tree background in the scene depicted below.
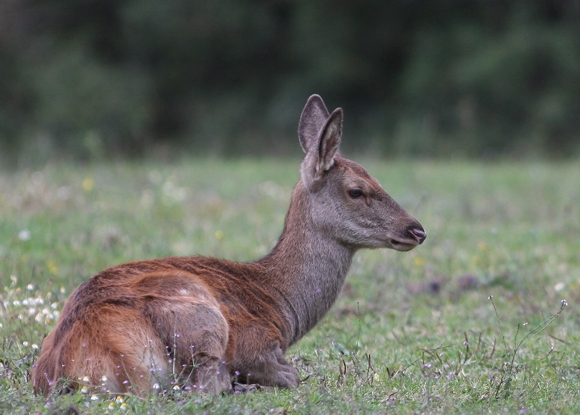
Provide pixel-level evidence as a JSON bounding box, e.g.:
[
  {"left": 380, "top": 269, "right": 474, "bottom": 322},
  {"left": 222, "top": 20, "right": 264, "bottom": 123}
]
[{"left": 1, "top": 0, "right": 579, "bottom": 166}]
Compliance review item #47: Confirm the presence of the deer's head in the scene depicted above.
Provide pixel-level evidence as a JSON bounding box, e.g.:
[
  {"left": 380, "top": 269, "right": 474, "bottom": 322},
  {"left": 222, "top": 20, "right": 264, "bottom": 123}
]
[{"left": 298, "top": 95, "right": 426, "bottom": 252}]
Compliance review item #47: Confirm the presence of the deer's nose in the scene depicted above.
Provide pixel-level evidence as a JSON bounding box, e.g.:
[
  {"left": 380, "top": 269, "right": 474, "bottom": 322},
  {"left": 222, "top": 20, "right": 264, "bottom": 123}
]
[{"left": 408, "top": 227, "right": 427, "bottom": 244}]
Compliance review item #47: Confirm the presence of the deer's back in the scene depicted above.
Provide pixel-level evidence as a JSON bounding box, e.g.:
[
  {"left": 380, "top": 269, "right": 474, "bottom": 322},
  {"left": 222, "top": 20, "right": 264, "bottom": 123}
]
[{"left": 57, "top": 256, "right": 290, "bottom": 338}]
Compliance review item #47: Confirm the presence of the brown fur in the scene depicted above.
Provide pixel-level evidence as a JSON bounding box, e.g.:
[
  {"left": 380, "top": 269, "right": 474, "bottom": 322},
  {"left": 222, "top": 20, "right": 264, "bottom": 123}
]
[{"left": 32, "top": 95, "right": 426, "bottom": 395}]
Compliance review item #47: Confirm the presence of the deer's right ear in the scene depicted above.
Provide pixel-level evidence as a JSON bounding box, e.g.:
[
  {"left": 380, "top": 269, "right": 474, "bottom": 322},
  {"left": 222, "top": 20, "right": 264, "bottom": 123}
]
[
  {"left": 300, "top": 107, "right": 343, "bottom": 191},
  {"left": 298, "top": 94, "right": 330, "bottom": 153}
]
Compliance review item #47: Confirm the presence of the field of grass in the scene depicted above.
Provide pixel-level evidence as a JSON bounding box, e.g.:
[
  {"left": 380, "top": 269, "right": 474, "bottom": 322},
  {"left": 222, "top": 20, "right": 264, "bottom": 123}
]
[{"left": 1, "top": 157, "right": 579, "bottom": 414}]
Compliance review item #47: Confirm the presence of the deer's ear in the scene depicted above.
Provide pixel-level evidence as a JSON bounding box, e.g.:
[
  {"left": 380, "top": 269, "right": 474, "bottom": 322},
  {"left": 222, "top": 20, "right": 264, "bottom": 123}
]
[
  {"left": 298, "top": 94, "right": 330, "bottom": 154},
  {"left": 317, "top": 108, "right": 342, "bottom": 171},
  {"left": 301, "top": 107, "right": 343, "bottom": 190}
]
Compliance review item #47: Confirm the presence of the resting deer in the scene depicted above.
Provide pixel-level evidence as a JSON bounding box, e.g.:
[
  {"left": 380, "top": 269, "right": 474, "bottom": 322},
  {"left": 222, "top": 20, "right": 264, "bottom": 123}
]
[{"left": 32, "top": 95, "right": 426, "bottom": 396}]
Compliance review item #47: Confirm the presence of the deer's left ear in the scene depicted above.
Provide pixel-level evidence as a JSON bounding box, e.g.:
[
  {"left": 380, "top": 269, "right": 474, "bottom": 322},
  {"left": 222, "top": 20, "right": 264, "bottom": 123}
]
[{"left": 301, "top": 107, "right": 342, "bottom": 190}]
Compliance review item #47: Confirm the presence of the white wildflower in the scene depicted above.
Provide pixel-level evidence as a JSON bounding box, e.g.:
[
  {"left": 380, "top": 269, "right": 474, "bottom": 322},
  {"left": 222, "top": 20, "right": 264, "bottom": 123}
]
[{"left": 19, "top": 230, "right": 31, "bottom": 241}]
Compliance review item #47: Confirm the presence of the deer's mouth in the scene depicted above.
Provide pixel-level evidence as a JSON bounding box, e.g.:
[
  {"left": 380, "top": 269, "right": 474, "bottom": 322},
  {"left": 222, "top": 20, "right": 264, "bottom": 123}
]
[
  {"left": 389, "top": 227, "right": 426, "bottom": 251},
  {"left": 389, "top": 239, "right": 419, "bottom": 252}
]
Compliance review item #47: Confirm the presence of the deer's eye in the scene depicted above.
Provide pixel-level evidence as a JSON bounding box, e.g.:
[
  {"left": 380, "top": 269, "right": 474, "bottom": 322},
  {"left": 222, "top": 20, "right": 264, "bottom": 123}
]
[{"left": 348, "top": 189, "right": 363, "bottom": 199}]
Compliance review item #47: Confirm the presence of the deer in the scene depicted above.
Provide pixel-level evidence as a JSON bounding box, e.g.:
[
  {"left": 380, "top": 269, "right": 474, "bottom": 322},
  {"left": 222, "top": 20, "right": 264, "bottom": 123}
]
[{"left": 32, "top": 95, "right": 426, "bottom": 396}]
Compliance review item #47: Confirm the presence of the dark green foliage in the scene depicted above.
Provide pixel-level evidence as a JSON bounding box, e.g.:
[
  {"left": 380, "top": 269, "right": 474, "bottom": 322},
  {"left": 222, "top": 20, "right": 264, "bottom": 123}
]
[{"left": 1, "top": 0, "right": 579, "bottom": 165}]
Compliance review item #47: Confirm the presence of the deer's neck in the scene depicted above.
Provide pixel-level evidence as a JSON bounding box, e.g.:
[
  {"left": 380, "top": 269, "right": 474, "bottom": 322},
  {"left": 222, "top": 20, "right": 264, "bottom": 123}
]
[{"left": 258, "top": 183, "right": 355, "bottom": 346}]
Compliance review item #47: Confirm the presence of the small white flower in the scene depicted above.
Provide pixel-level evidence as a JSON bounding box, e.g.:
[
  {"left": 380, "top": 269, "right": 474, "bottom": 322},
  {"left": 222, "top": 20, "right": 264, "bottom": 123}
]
[
  {"left": 57, "top": 186, "right": 72, "bottom": 200},
  {"left": 81, "top": 385, "right": 89, "bottom": 394},
  {"left": 90, "top": 394, "right": 98, "bottom": 401},
  {"left": 554, "top": 282, "right": 565, "bottom": 292},
  {"left": 26, "top": 283, "right": 34, "bottom": 291},
  {"left": 18, "top": 230, "right": 31, "bottom": 241},
  {"left": 82, "top": 376, "right": 90, "bottom": 383}
]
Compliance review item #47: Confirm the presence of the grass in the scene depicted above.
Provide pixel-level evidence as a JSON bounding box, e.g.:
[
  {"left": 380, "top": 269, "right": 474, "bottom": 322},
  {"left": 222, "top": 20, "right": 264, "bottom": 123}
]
[{"left": 1, "top": 157, "right": 579, "bottom": 414}]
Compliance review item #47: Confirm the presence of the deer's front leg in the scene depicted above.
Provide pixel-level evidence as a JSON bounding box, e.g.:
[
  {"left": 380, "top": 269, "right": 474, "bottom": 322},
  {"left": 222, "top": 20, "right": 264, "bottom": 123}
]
[{"left": 233, "top": 341, "right": 299, "bottom": 388}]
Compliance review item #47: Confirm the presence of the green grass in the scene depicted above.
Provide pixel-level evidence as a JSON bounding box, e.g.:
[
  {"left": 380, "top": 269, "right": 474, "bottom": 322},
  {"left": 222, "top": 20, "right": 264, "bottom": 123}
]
[{"left": 1, "top": 158, "right": 579, "bottom": 414}]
